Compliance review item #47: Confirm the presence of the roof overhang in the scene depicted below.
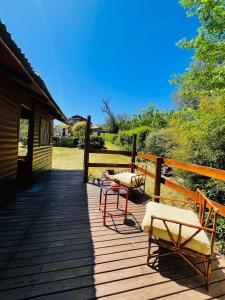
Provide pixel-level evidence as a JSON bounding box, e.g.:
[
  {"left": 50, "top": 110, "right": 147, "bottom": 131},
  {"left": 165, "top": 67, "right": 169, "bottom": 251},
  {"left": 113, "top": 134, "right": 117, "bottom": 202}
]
[{"left": 0, "top": 21, "right": 68, "bottom": 124}]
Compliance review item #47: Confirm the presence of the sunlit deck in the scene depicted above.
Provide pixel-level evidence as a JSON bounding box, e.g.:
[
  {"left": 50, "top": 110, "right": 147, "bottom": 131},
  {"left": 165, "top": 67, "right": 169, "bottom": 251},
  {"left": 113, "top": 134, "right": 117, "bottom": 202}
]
[{"left": 0, "top": 170, "right": 225, "bottom": 299}]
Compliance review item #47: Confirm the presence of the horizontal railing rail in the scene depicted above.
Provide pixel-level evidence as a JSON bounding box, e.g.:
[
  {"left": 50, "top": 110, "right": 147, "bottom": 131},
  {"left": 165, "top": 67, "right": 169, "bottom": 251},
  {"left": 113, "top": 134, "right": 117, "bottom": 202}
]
[
  {"left": 88, "top": 163, "right": 131, "bottom": 168},
  {"left": 137, "top": 152, "right": 225, "bottom": 181},
  {"left": 89, "top": 149, "right": 133, "bottom": 156},
  {"left": 137, "top": 153, "right": 225, "bottom": 217}
]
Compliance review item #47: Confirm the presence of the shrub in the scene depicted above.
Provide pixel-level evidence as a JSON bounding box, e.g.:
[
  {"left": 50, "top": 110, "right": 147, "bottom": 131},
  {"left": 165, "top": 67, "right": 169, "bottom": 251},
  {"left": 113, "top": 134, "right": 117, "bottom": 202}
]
[
  {"left": 145, "top": 128, "right": 175, "bottom": 157},
  {"left": 101, "top": 133, "right": 118, "bottom": 144},
  {"left": 77, "top": 136, "right": 85, "bottom": 149},
  {"left": 71, "top": 121, "right": 86, "bottom": 137},
  {"left": 54, "top": 137, "right": 79, "bottom": 148},
  {"left": 77, "top": 136, "right": 105, "bottom": 149},
  {"left": 115, "top": 126, "right": 150, "bottom": 150}
]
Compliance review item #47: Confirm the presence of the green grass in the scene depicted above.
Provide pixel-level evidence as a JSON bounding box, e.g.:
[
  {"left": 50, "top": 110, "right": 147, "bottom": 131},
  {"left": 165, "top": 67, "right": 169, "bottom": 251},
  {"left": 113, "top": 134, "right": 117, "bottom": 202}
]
[
  {"left": 52, "top": 142, "right": 186, "bottom": 199},
  {"left": 52, "top": 147, "right": 84, "bottom": 170}
]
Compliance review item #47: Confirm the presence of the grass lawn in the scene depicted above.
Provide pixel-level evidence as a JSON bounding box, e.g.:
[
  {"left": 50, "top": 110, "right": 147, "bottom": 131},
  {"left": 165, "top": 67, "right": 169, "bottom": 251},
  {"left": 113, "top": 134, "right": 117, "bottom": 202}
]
[{"left": 52, "top": 142, "right": 184, "bottom": 199}]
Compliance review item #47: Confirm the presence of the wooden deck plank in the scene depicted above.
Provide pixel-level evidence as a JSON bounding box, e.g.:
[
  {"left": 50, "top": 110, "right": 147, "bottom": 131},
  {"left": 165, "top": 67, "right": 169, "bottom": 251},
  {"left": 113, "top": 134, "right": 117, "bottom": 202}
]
[{"left": 0, "top": 170, "right": 224, "bottom": 300}]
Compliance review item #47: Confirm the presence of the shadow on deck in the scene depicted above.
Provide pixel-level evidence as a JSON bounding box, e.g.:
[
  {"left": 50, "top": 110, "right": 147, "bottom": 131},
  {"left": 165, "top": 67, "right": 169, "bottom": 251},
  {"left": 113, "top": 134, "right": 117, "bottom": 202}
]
[{"left": 0, "top": 170, "right": 225, "bottom": 299}]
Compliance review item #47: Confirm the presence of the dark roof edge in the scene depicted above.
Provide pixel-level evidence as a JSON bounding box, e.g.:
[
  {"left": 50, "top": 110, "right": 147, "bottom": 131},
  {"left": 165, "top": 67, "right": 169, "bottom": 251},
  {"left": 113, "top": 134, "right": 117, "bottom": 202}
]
[{"left": 0, "top": 20, "right": 68, "bottom": 124}]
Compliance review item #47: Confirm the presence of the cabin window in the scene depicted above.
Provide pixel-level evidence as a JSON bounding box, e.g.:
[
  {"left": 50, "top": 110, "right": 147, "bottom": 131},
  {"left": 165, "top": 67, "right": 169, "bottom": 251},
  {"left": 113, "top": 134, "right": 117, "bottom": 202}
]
[
  {"left": 40, "top": 118, "right": 50, "bottom": 145},
  {"left": 18, "top": 119, "right": 29, "bottom": 156}
]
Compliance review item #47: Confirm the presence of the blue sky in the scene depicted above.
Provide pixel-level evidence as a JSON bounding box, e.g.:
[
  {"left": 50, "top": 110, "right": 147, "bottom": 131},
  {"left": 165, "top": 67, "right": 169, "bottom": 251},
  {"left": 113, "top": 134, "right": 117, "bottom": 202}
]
[{"left": 1, "top": 0, "right": 198, "bottom": 124}]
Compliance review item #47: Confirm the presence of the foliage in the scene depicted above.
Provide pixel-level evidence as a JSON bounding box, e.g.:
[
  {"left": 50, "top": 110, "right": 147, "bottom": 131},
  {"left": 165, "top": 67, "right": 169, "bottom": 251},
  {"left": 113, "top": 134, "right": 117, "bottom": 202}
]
[
  {"left": 101, "top": 98, "right": 119, "bottom": 133},
  {"left": 116, "top": 114, "right": 130, "bottom": 130},
  {"left": 19, "top": 119, "right": 29, "bottom": 142},
  {"left": 54, "top": 137, "right": 79, "bottom": 148},
  {"left": 215, "top": 216, "right": 225, "bottom": 241},
  {"left": 145, "top": 128, "right": 176, "bottom": 157},
  {"left": 101, "top": 133, "right": 118, "bottom": 144},
  {"left": 170, "top": 0, "right": 225, "bottom": 107},
  {"left": 163, "top": 97, "right": 225, "bottom": 204},
  {"left": 116, "top": 126, "right": 151, "bottom": 151},
  {"left": 124, "top": 104, "right": 169, "bottom": 130},
  {"left": 71, "top": 121, "right": 86, "bottom": 136},
  {"left": 18, "top": 119, "right": 29, "bottom": 155},
  {"left": 77, "top": 136, "right": 105, "bottom": 149}
]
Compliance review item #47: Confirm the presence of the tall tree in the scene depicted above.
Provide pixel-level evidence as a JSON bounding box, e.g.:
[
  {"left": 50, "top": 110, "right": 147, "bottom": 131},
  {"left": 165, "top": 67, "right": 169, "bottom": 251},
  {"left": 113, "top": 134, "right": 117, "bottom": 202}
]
[
  {"left": 171, "top": 0, "right": 225, "bottom": 108},
  {"left": 101, "top": 98, "right": 119, "bottom": 133}
]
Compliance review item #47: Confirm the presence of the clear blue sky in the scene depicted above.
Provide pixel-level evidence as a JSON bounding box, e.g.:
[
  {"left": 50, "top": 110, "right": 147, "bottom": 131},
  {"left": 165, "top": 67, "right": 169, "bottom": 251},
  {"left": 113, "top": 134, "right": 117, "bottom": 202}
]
[{"left": 1, "top": 0, "right": 198, "bottom": 124}]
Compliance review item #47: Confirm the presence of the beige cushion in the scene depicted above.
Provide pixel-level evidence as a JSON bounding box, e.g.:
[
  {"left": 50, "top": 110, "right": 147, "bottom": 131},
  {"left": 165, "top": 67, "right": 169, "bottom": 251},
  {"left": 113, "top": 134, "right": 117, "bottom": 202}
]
[
  {"left": 142, "top": 201, "right": 211, "bottom": 255},
  {"left": 112, "top": 172, "right": 145, "bottom": 187}
]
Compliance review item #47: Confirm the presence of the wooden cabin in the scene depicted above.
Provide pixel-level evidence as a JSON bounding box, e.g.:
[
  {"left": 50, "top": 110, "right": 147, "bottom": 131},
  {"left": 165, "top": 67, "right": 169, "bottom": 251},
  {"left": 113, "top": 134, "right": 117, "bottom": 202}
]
[{"left": 0, "top": 21, "right": 68, "bottom": 205}]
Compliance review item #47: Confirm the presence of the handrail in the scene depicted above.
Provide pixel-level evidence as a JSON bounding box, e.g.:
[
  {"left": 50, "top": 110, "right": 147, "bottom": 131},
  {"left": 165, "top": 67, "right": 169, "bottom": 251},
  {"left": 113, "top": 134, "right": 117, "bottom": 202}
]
[
  {"left": 88, "top": 163, "right": 131, "bottom": 168},
  {"left": 137, "top": 152, "right": 158, "bottom": 162},
  {"left": 137, "top": 152, "right": 225, "bottom": 182},
  {"left": 89, "top": 149, "right": 132, "bottom": 156},
  {"left": 137, "top": 152, "right": 225, "bottom": 218}
]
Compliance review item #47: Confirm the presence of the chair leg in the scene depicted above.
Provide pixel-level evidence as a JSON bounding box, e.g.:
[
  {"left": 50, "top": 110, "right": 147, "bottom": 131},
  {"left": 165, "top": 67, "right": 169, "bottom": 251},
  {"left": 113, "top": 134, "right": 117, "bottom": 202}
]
[
  {"left": 147, "top": 234, "right": 153, "bottom": 265},
  {"left": 147, "top": 238, "right": 151, "bottom": 264},
  {"left": 205, "top": 259, "right": 211, "bottom": 289},
  {"left": 117, "top": 194, "right": 119, "bottom": 209}
]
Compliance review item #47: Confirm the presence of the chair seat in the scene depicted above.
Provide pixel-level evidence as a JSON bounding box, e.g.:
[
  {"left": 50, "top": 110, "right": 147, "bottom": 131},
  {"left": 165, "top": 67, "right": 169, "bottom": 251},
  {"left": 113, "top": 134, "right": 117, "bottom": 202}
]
[
  {"left": 142, "top": 201, "right": 211, "bottom": 255},
  {"left": 112, "top": 172, "right": 145, "bottom": 187}
]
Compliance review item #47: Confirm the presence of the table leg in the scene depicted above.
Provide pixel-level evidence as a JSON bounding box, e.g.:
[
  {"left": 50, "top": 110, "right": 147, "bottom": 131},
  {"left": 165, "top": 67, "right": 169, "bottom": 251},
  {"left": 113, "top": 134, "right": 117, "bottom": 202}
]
[
  {"left": 103, "top": 193, "right": 107, "bottom": 226},
  {"left": 116, "top": 194, "right": 119, "bottom": 209},
  {"left": 124, "top": 191, "right": 128, "bottom": 223},
  {"left": 99, "top": 188, "right": 102, "bottom": 211}
]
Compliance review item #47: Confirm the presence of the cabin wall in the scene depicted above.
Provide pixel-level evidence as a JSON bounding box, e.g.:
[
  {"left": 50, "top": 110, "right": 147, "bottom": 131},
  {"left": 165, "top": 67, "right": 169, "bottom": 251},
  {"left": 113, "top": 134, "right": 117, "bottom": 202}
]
[
  {"left": 0, "top": 80, "right": 20, "bottom": 205},
  {"left": 32, "top": 107, "right": 53, "bottom": 176},
  {"left": 0, "top": 78, "right": 54, "bottom": 205}
]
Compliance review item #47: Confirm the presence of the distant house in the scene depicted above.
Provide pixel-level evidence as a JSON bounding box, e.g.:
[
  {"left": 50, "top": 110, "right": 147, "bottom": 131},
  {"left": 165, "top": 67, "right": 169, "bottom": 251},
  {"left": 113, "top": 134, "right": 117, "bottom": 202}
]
[
  {"left": 53, "top": 127, "right": 70, "bottom": 137},
  {"left": 0, "top": 21, "right": 68, "bottom": 205},
  {"left": 69, "top": 115, "right": 87, "bottom": 126},
  {"left": 91, "top": 125, "right": 102, "bottom": 135}
]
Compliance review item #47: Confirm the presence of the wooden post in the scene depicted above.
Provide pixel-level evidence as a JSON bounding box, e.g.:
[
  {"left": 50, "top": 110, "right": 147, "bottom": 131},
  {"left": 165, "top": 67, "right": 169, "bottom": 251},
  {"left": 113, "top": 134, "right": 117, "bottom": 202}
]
[
  {"left": 154, "top": 157, "right": 163, "bottom": 197},
  {"left": 131, "top": 134, "right": 137, "bottom": 173},
  {"left": 84, "top": 115, "right": 91, "bottom": 183}
]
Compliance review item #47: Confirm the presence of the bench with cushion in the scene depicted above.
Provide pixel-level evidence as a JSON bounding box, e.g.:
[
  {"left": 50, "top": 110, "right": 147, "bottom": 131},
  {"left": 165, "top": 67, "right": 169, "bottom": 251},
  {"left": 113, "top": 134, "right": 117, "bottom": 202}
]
[
  {"left": 142, "top": 190, "right": 218, "bottom": 288},
  {"left": 112, "top": 165, "right": 147, "bottom": 196}
]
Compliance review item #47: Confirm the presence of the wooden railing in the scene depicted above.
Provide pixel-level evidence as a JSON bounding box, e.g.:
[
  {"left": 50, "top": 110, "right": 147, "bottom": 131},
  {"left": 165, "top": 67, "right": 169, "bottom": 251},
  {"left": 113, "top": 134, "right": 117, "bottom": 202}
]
[
  {"left": 83, "top": 116, "right": 225, "bottom": 218},
  {"left": 136, "top": 153, "right": 225, "bottom": 218}
]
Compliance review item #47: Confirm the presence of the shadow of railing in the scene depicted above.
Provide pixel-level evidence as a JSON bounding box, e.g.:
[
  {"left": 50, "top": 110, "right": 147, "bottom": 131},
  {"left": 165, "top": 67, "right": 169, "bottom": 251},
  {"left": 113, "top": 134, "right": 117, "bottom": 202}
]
[{"left": 0, "top": 170, "right": 96, "bottom": 299}]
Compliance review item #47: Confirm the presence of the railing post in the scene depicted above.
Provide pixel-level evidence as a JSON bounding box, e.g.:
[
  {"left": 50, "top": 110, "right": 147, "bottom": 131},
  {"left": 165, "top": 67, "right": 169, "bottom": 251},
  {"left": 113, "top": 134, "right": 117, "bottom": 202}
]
[
  {"left": 84, "top": 115, "right": 91, "bottom": 183},
  {"left": 131, "top": 134, "right": 137, "bottom": 172},
  {"left": 154, "top": 157, "right": 163, "bottom": 197}
]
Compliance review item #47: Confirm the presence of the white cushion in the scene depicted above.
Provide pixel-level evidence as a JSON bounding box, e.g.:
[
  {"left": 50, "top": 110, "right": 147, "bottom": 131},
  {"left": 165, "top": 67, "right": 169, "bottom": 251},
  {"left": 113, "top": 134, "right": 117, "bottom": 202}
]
[
  {"left": 112, "top": 172, "right": 145, "bottom": 187},
  {"left": 142, "top": 201, "right": 211, "bottom": 255}
]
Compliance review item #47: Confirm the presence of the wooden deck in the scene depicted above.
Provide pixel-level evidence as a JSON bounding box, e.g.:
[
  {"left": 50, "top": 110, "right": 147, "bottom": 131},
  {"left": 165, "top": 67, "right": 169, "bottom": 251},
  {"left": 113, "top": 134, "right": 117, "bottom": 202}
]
[{"left": 0, "top": 170, "right": 225, "bottom": 299}]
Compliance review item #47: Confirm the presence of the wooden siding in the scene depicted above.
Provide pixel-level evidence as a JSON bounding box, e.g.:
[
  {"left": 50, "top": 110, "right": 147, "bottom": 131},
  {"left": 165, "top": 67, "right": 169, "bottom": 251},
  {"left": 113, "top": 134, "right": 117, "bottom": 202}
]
[
  {"left": 0, "top": 80, "right": 20, "bottom": 204},
  {"left": 0, "top": 77, "right": 54, "bottom": 205},
  {"left": 32, "top": 107, "right": 53, "bottom": 176}
]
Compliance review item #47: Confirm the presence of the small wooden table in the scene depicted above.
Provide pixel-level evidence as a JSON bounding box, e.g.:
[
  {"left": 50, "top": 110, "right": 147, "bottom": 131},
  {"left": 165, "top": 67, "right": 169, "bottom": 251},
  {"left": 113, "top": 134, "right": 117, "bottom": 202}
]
[{"left": 99, "top": 180, "right": 129, "bottom": 226}]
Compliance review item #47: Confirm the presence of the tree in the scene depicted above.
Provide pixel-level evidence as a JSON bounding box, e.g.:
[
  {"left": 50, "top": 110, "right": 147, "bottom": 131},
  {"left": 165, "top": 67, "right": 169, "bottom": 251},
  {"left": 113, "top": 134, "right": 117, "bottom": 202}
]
[
  {"left": 127, "top": 104, "right": 168, "bottom": 130},
  {"left": 170, "top": 0, "right": 225, "bottom": 108},
  {"left": 71, "top": 121, "right": 86, "bottom": 136},
  {"left": 116, "top": 113, "right": 130, "bottom": 130},
  {"left": 101, "top": 98, "right": 119, "bottom": 133}
]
